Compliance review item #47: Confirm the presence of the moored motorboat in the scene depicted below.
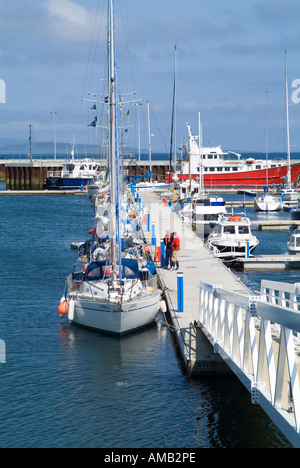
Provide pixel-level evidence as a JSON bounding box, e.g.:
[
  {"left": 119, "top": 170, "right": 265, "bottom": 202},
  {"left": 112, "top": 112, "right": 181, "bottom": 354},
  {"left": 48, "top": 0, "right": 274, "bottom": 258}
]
[
  {"left": 287, "top": 230, "right": 300, "bottom": 255},
  {"left": 291, "top": 200, "right": 300, "bottom": 220},
  {"left": 45, "top": 157, "right": 101, "bottom": 190},
  {"left": 206, "top": 213, "right": 259, "bottom": 261},
  {"left": 180, "top": 196, "right": 226, "bottom": 237}
]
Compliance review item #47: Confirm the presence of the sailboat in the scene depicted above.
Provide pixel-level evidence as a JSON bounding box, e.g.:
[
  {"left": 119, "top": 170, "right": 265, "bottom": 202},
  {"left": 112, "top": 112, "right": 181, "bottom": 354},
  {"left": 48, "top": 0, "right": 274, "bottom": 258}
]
[
  {"left": 278, "top": 51, "right": 299, "bottom": 202},
  {"left": 254, "top": 92, "right": 283, "bottom": 212},
  {"left": 59, "top": 0, "right": 161, "bottom": 335}
]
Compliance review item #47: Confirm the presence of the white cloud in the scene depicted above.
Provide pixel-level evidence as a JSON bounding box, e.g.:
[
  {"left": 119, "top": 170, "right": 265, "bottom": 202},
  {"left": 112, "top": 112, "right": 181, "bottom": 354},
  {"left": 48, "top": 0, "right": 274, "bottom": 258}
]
[{"left": 45, "top": 0, "right": 96, "bottom": 45}]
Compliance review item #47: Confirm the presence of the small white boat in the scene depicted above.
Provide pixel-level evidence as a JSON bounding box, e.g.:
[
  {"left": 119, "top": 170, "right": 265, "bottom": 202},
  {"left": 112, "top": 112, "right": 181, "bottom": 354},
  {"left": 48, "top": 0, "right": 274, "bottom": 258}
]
[
  {"left": 291, "top": 200, "right": 300, "bottom": 220},
  {"left": 207, "top": 213, "right": 259, "bottom": 260},
  {"left": 277, "top": 186, "right": 299, "bottom": 202},
  {"left": 254, "top": 193, "right": 283, "bottom": 212},
  {"left": 287, "top": 230, "right": 300, "bottom": 255},
  {"left": 180, "top": 196, "right": 227, "bottom": 237}
]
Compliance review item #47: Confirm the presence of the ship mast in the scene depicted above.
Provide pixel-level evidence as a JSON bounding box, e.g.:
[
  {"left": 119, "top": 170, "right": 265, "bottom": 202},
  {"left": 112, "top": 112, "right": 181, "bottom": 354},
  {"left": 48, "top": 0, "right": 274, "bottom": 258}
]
[
  {"left": 285, "top": 50, "right": 291, "bottom": 188},
  {"left": 108, "top": 0, "right": 122, "bottom": 278}
]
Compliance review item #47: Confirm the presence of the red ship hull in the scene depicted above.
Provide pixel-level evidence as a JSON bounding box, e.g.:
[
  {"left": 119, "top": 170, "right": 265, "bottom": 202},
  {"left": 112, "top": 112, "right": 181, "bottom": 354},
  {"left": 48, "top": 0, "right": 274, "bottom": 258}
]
[{"left": 166, "top": 163, "right": 300, "bottom": 188}]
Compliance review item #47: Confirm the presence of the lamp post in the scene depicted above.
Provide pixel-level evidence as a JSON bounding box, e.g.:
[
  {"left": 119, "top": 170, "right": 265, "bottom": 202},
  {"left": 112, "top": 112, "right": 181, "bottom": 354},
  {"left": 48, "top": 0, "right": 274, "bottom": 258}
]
[{"left": 50, "top": 111, "right": 57, "bottom": 160}]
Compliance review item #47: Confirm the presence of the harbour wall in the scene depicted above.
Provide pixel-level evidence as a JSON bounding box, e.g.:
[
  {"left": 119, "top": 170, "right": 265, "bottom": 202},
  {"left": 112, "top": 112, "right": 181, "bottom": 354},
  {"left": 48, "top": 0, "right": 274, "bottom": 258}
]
[{"left": 0, "top": 160, "right": 168, "bottom": 189}]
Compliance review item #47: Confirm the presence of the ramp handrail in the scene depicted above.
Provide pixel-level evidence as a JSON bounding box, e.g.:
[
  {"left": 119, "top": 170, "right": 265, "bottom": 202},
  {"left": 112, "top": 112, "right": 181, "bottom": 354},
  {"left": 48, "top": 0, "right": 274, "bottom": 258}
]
[{"left": 198, "top": 280, "right": 300, "bottom": 448}]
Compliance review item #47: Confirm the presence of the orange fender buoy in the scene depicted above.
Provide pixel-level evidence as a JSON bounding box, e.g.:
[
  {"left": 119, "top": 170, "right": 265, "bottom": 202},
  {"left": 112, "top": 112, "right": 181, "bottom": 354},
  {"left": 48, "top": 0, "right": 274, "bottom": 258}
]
[
  {"left": 58, "top": 301, "right": 69, "bottom": 317},
  {"left": 154, "top": 246, "right": 161, "bottom": 263}
]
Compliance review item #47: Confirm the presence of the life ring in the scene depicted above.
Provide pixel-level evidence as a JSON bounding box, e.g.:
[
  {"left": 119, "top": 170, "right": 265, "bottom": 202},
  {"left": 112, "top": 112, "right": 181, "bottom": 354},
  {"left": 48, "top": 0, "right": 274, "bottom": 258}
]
[{"left": 228, "top": 216, "right": 242, "bottom": 222}]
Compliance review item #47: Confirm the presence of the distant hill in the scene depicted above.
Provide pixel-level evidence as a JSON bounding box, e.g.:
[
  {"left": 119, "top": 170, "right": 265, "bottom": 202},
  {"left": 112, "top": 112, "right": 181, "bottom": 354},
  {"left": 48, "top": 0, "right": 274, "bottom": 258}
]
[{"left": 0, "top": 140, "right": 100, "bottom": 155}]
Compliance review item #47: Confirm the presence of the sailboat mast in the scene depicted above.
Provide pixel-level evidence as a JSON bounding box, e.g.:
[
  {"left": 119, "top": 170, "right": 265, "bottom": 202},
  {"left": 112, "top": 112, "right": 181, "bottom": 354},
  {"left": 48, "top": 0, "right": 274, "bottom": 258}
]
[
  {"left": 285, "top": 50, "right": 291, "bottom": 187},
  {"left": 198, "top": 112, "right": 203, "bottom": 192},
  {"left": 108, "top": 0, "right": 122, "bottom": 277},
  {"left": 265, "top": 91, "right": 269, "bottom": 187},
  {"left": 169, "top": 45, "right": 177, "bottom": 173},
  {"left": 147, "top": 100, "right": 152, "bottom": 183}
]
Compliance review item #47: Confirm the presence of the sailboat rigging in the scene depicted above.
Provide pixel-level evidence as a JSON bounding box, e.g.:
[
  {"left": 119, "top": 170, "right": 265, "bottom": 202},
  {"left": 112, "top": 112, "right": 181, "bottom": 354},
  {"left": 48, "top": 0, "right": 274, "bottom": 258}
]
[
  {"left": 278, "top": 51, "right": 299, "bottom": 201},
  {"left": 58, "top": 0, "right": 162, "bottom": 335},
  {"left": 254, "top": 91, "right": 283, "bottom": 212}
]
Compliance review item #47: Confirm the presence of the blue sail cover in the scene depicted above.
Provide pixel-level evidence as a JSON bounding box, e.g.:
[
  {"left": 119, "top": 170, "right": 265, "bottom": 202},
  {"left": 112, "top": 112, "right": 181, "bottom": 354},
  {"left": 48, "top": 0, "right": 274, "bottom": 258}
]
[{"left": 84, "top": 259, "right": 140, "bottom": 281}]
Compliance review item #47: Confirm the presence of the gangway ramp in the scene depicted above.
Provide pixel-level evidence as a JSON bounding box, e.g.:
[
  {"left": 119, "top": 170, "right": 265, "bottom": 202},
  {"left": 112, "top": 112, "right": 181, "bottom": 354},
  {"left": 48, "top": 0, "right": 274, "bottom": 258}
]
[{"left": 137, "top": 190, "right": 300, "bottom": 447}]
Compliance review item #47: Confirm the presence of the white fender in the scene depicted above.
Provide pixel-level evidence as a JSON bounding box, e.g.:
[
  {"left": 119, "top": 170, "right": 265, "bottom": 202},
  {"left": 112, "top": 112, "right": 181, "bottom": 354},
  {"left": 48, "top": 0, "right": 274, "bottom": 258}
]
[
  {"left": 68, "top": 299, "right": 75, "bottom": 321},
  {"left": 159, "top": 300, "right": 167, "bottom": 313}
]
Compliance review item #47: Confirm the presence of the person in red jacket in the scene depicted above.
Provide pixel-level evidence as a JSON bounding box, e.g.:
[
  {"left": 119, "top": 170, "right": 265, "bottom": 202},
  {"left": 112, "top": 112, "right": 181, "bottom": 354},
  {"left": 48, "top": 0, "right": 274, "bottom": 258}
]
[{"left": 170, "top": 232, "right": 180, "bottom": 270}]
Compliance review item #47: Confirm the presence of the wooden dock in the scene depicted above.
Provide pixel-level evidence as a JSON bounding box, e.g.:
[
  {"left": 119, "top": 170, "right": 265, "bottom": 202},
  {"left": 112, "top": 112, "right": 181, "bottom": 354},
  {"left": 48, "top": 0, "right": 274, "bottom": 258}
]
[
  {"left": 139, "top": 190, "right": 251, "bottom": 376},
  {"left": 252, "top": 220, "right": 300, "bottom": 231},
  {"left": 235, "top": 254, "right": 300, "bottom": 270}
]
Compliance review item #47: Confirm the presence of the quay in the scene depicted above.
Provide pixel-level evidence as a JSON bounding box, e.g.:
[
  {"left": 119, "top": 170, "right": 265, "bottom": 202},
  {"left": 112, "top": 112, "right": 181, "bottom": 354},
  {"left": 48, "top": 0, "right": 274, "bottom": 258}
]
[
  {"left": 0, "top": 190, "right": 86, "bottom": 196},
  {"left": 0, "top": 158, "right": 168, "bottom": 190},
  {"left": 137, "top": 189, "right": 300, "bottom": 447}
]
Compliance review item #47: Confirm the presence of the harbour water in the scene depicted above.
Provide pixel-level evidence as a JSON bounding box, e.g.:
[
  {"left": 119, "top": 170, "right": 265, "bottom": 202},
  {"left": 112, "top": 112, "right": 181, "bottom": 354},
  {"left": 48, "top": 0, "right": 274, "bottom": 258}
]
[{"left": 0, "top": 182, "right": 293, "bottom": 448}]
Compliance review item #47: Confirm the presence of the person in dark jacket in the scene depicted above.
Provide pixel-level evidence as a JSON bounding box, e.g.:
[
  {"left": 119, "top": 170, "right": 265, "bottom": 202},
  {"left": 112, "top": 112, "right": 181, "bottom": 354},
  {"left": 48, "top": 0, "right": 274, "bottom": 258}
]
[
  {"left": 163, "top": 230, "right": 174, "bottom": 269},
  {"left": 122, "top": 233, "right": 140, "bottom": 257}
]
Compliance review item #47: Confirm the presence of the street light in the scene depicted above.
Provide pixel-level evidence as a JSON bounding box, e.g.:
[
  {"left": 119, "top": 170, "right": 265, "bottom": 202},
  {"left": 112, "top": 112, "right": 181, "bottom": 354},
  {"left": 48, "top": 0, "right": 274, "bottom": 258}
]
[{"left": 50, "top": 111, "right": 57, "bottom": 160}]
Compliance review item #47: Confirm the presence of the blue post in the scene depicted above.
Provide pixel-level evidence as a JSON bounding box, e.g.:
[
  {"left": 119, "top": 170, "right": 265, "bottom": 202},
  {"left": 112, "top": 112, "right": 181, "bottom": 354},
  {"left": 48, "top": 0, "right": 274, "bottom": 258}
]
[
  {"left": 246, "top": 241, "right": 250, "bottom": 258},
  {"left": 147, "top": 213, "right": 150, "bottom": 232},
  {"left": 160, "top": 241, "right": 165, "bottom": 268},
  {"left": 177, "top": 272, "right": 184, "bottom": 313},
  {"left": 151, "top": 223, "right": 156, "bottom": 246}
]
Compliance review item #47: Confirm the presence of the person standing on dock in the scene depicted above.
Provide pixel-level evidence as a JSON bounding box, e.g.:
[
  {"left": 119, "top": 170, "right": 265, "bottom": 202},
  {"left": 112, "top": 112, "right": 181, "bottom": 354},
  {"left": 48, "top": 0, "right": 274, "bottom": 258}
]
[
  {"left": 170, "top": 232, "right": 180, "bottom": 271},
  {"left": 163, "top": 230, "right": 174, "bottom": 269}
]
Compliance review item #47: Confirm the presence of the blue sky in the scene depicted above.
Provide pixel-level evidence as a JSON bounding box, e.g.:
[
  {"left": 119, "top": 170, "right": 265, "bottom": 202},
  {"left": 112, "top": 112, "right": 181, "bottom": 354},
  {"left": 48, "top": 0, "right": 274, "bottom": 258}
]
[{"left": 0, "top": 0, "right": 299, "bottom": 154}]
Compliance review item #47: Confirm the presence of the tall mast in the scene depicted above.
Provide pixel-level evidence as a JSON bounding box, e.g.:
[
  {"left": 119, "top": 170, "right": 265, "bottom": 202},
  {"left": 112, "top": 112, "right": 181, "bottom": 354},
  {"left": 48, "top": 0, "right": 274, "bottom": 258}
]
[
  {"left": 285, "top": 50, "right": 291, "bottom": 187},
  {"left": 265, "top": 91, "right": 269, "bottom": 187},
  {"left": 108, "top": 0, "right": 122, "bottom": 277},
  {"left": 198, "top": 112, "right": 204, "bottom": 192},
  {"left": 169, "top": 45, "right": 177, "bottom": 173},
  {"left": 147, "top": 100, "right": 152, "bottom": 183}
]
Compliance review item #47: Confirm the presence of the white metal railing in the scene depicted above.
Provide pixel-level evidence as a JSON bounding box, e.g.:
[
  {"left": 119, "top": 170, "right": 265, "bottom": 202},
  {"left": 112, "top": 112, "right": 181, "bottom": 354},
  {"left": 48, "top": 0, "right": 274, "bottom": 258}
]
[
  {"left": 198, "top": 280, "right": 300, "bottom": 448},
  {"left": 260, "top": 280, "right": 300, "bottom": 343},
  {"left": 47, "top": 171, "right": 62, "bottom": 178},
  {"left": 260, "top": 279, "right": 300, "bottom": 311}
]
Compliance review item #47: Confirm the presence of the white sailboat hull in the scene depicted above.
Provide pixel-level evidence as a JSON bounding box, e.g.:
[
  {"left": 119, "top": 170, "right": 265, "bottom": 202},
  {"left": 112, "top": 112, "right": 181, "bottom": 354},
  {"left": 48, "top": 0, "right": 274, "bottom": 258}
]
[
  {"left": 69, "top": 291, "right": 161, "bottom": 335},
  {"left": 254, "top": 195, "right": 283, "bottom": 212}
]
